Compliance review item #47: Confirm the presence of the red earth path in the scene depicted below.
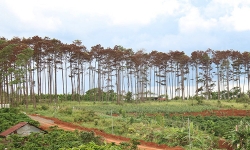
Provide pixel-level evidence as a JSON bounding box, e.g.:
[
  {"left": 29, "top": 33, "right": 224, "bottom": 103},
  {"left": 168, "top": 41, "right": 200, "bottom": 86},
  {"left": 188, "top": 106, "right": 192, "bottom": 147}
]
[{"left": 29, "top": 114, "right": 183, "bottom": 150}]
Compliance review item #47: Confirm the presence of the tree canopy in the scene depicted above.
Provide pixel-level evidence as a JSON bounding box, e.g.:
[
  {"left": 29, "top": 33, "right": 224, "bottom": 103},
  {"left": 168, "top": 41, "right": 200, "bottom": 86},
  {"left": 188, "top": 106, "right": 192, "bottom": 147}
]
[{"left": 1, "top": 36, "right": 250, "bottom": 107}]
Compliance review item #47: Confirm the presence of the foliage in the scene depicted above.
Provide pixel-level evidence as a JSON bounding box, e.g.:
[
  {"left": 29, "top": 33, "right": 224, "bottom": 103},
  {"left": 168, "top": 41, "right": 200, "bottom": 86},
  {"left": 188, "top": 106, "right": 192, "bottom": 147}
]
[
  {"left": 19, "top": 100, "right": 250, "bottom": 149},
  {"left": 236, "top": 93, "right": 250, "bottom": 103},
  {"left": 168, "top": 115, "right": 250, "bottom": 138},
  {"left": 41, "top": 105, "right": 49, "bottom": 110},
  {"left": 0, "top": 108, "right": 114, "bottom": 150},
  {"left": 1, "top": 128, "right": 104, "bottom": 150},
  {"left": 193, "top": 95, "right": 204, "bottom": 104},
  {"left": 84, "top": 88, "right": 117, "bottom": 101},
  {"left": 0, "top": 108, "right": 39, "bottom": 132},
  {"left": 125, "top": 91, "right": 133, "bottom": 102},
  {"left": 59, "top": 141, "right": 123, "bottom": 150},
  {"left": 130, "top": 138, "right": 140, "bottom": 150},
  {"left": 79, "top": 131, "right": 103, "bottom": 145},
  {"left": 173, "top": 96, "right": 181, "bottom": 100},
  {"left": 60, "top": 139, "right": 140, "bottom": 150},
  {"left": 59, "top": 107, "right": 73, "bottom": 115},
  {"left": 225, "top": 120, "right": 250, "bottom": 150},
  {"left": 81, "top": 101, "right": 218, "bottom": 114}
]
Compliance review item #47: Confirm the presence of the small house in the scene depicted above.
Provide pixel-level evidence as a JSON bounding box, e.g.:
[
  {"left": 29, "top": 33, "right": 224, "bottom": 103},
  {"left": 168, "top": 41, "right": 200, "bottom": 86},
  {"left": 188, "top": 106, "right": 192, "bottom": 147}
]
[{"left": 0, "top": 122, "right": 46, "bottom": 138}]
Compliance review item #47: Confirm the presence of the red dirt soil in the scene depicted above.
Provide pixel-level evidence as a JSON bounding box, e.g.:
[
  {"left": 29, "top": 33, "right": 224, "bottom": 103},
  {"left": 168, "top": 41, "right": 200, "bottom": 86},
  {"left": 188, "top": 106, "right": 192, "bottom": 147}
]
[
  {"left": 29, "top": 114, "right": 183, "bottom": 150},
  {"left": 174, "top": 109, "right": 250, "bottom": 117}
]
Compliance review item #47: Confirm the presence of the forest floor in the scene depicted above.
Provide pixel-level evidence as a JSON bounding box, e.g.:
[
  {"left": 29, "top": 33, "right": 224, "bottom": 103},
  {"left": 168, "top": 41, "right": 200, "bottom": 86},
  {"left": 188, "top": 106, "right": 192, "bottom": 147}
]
[{"left": 28, "top": 114, "right": 183, "bottom": 150}]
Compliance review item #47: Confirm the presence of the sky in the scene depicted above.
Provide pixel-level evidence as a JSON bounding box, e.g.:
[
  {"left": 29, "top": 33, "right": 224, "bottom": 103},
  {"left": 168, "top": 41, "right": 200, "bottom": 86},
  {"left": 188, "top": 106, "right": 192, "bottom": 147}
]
[{"left": 1, "top": 0, "right": 250, "bottom": 55}]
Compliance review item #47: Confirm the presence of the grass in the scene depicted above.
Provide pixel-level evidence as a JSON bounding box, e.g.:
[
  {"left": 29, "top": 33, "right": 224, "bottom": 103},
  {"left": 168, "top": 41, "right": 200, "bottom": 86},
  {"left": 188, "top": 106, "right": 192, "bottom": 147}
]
[
  {"left": 205, "top": 99, "right": 249, "bottom": 109},
  {"left": 67, "top": 100, "right": 220, "bottom": 114},
  {"left": 20, "top": 99, "right": 248, "bottom": 118}
]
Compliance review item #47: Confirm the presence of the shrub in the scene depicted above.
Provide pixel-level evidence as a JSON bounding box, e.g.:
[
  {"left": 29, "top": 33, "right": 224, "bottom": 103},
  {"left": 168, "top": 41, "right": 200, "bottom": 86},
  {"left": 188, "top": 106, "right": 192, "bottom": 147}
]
[
  {"left": 129, "top": 117, "right": 134, "bottom": 124},
  {"left": 74, "top": 116, "right": 84, "bottom": 122},
  {"left": 173, "top": 96, "right": 181, "bottom": 100},
  {"left": 130, "top": 138, "right": 140, "bottom": 150},
  {"left": 128, "top": 127, "right": 136, "bottom": 133},
  {"left": 80, "top": 131, "right": 103, "bottom": 145},
  {"left": 94, "top": 119, "right": 98, "bottom": 126},
  {"left": 236, "top": 94, "right": 250, "bottom": 103},
  {"left": 41, "top": 105, "right": 49, "bottom": 110},
  {"left": 194, "top": 95, "right": 204, "bottom": 104},
  {"left": 125, "top": 91, "right": 133, "bottom": 102},
  {"left": 120, "top": 142, "right": 131, "bottom": 149},
  {"left": 59, "top": 107, "right": 72, "bottom": 115}
]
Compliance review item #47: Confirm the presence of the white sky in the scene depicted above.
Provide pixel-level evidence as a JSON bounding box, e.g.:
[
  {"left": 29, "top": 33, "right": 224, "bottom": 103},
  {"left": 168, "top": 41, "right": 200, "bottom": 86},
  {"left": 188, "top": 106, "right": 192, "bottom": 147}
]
[{"left": 1, "top": 0, "right": 250, "bottom": 54}]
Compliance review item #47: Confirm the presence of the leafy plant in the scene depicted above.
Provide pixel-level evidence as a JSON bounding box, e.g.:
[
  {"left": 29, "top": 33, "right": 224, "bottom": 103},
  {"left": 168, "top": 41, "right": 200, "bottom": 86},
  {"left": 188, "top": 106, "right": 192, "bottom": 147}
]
[
  {"left": 41, "top": 105, "right": 49, "bottom": 110},
  {"left": 125, "top": 91, "right": 133, "bottom": 102},
  {"left": 236, "top": 93, "right": 250, "bottom": 103},
  {"left": 0, "top": 108, "right": 39, "bottom": 132},
  {"left": 225, "top": 120, "right": 250, "bottom": 150}
]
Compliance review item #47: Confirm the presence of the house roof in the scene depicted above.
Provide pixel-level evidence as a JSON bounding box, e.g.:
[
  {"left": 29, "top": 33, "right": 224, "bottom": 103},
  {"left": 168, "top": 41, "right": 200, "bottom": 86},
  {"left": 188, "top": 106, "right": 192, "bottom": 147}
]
[
  {"left": 0, "top": 122, "right": 28, "bottom": 137},
  {"left": 0, "top": 122, "right": 45, "bottom": 138}
]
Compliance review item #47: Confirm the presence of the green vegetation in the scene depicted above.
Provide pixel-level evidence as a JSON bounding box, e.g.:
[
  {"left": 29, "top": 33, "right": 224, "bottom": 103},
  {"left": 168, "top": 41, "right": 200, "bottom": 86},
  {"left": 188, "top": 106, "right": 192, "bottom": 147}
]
[
  {"left": 225, "top": 120, "right": 250, "bottom": 150},
  {"left": 0, "top": 108, "right": 139, "bottom": 150},
  {"left": 0, "top": 128, "right": 104, "bottom": 150},
  {"left": 15, "top": 100, "right": 248, "bottom": 149},
  {"left": 60, "top": 142, "right": 123, "bottom": 150},
  {"left": 0, "top": 108, "right": 39, "bottom": 132}
]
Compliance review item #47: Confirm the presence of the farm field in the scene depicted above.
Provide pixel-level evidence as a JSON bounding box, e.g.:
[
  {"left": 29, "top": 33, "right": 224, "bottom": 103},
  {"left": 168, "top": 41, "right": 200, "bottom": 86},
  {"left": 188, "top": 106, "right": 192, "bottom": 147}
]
[
  {"left": 29, "top": 114, "right": 183, "bottom": 150},
  {"left": 20, "top": 100, "right": 250, "bottom": 150}
]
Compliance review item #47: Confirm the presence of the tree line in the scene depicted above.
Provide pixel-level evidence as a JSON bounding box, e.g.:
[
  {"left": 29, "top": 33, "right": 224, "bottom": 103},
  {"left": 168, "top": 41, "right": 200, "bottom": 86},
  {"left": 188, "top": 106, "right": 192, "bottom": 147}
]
[{"left": 1, "top": 36, "right": 250, "bottom": 107}]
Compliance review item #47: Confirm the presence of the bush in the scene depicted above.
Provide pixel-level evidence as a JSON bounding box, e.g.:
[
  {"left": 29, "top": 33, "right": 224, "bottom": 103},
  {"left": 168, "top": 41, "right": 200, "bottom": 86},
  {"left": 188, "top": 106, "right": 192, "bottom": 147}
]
[
  {"left": 41, "top": 105, "right": 49, "bottom": 110},
  {"left": 173, "top": 96, "right": 181, "bottom": 100},
  {"left": 80, "top": 131, "right": 104, "bottom": 145},
  {"left": 94, "top": 119, "right": 98, "bottom": 126},
  {"left": 236, "top": 94, "right": 250, "bottom": 103},
  {"left": 129, "top": 117, "right": 134, "bottom": 124},
  {"left": 74, "top": 116, "right": 84, "bottom": 122},
  {"left": 59, "top": 107, "right": 73, "bottom": 115},
  {"left": 125, "top": 91, "right": 133, "bottom": 102},
  {"left": 130, "top": 138, "right": 140, "bottom": 150},
  {"left": 194, "top": 95, "right": 204, "bottom": 104}
]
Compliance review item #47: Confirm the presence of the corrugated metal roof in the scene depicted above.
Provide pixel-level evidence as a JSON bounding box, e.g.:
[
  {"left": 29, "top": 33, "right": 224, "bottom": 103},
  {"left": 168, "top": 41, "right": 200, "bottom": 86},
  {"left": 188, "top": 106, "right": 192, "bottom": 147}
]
[{"left": 0, "top": 122, "right": 28, "bottom": 137}]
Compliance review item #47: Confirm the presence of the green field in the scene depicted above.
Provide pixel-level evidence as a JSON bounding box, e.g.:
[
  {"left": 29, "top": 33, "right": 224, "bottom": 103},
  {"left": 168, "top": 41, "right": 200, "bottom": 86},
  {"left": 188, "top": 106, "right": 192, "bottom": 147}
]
[{"left": 18, "top": 100, "right": 250, "bottom": 150}]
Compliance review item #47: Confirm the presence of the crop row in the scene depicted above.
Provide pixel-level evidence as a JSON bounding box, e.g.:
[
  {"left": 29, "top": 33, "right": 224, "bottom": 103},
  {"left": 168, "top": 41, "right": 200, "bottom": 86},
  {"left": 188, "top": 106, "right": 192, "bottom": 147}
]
[{"left": 79, "top": 103, "right": 219, "bottom": 114}]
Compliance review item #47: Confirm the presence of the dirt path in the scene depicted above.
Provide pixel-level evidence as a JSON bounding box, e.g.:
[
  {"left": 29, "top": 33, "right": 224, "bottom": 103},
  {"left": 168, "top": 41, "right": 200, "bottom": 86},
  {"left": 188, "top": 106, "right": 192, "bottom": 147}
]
[{"left": 29, "top": 115, "right": 183, "bottom": 150}]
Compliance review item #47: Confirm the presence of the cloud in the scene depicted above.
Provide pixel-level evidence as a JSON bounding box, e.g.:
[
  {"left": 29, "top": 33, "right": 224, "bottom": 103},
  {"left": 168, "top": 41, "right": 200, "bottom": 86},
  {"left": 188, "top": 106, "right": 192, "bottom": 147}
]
[
  {"left": 3, "top": 0, "right": 182, "bottom": 29},
  {"left": 178, "top": 6, "right": 217, "bottom": 33},
  {"left": 219, "top": 5, "right": 250, "bottom": 31},
  {"left": 177, "top": 0, "right": 250, "bottom": 33},
  {"left": 1, "top": 0, "right": 250, "bottom": 55},
  {"left": 104, "top": 0, "right": 181, "bottom": 25},
  {"left": 2, "top": 1, "right": 62, "bottom": 32}
]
